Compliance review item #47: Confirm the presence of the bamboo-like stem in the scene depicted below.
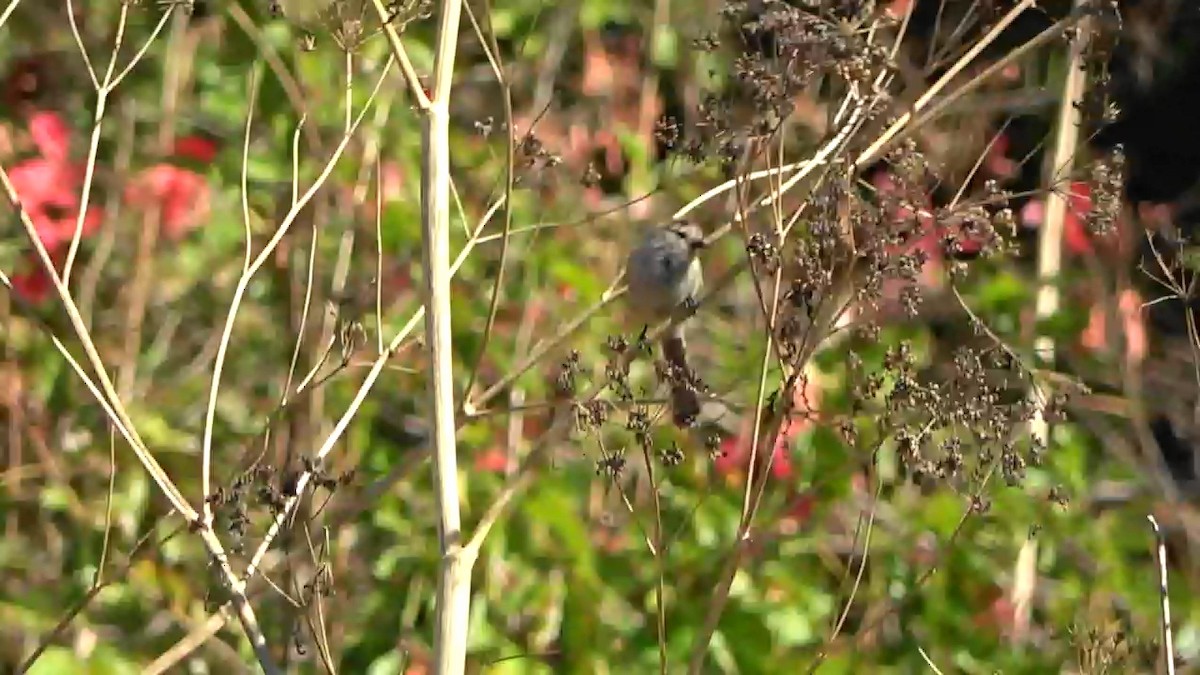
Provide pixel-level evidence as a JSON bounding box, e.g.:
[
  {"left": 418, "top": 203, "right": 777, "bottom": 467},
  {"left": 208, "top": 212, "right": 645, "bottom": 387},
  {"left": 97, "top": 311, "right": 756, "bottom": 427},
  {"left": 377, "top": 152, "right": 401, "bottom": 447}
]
[
  {"left": 370, "top": 0, "right": 471, "bottom": 671},
  {"left": 1015, "top": 0, "right": 1090, "bottom": 646},
  {"left": 424, "top": 13, "right": 471, "bottom": 675},
  {"left": 1032, "top": 12, "right": 1089, "bottom": 385}
]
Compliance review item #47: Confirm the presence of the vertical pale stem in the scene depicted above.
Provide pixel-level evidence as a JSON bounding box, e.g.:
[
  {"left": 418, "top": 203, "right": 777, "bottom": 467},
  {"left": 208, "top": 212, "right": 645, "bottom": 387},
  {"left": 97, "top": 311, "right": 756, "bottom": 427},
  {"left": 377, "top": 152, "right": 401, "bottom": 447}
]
[
  {"left": 418, "top": 0, "right": 470, "bottom": 671},
  {"left": 1017, "top": 2, "right": 1090, "bottom": 645}
]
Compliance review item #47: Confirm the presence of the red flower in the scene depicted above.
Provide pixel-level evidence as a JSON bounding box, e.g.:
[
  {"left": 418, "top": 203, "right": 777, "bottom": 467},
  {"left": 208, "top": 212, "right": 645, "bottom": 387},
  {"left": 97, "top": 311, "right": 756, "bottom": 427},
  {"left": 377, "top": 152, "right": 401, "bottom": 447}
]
[
  {"left": 714, "top": 379, "right": 821, "bottom": 482},
  {"left": 1063, "top": 181, "right": 1094, "bottom": 255},
  {"left": 974, "top": 593, "right": 1016, "bottom": 635},
  {"left": 1019, "top": 181, "right": 1112, "bottom": 256},
  {"left": 982, "top": 131, "right": 1017, "bottom": 181},
  {"left": 713, "top": 435, "right": 742, "bottom": 475},
  {"left": 873, "top": 170, "right": 945, "bottom": 289},
  {"left": 715, "top": 430, "right": 796, "bottom": 480},
  {"left": 474, "top": 447, "right": 508, "bottom": 474},
  {"left": 28, "top": 109, "right": 70, "bottom": 161},
  {"left": 6, "top": 110, "right": 102, "bottom": 252},
  {"left": 10, "top": 248, "right": 64, "bottom": 304},
  {"left": 173, "top": 134, "right": 219, "bottom": 164},
  {"left": 783, "top": 491, "right": 816, "bottom": 524},
  {"left": 11, "top": 266, "right": 53, "bottom": 303},
  {"left": 1081, "top": 289, "right": 1147, "bottom": 363},
  {"left": 124, "top": 163, "right": 210, "bottom": 239},
  {"left": 873, "top": 169, "right": 995, "bottom": 260}
]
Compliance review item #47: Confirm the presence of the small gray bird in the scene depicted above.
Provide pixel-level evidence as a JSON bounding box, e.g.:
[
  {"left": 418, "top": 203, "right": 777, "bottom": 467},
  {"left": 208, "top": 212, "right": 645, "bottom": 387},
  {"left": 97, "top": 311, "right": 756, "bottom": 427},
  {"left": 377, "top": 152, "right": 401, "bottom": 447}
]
[{"left": 625, "top": 219, "right": 706, "bottom": 426}]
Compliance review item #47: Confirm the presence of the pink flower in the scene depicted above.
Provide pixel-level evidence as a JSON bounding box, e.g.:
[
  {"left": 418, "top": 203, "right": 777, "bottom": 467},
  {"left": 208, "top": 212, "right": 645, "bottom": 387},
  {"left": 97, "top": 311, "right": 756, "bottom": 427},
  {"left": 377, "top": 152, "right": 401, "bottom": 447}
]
[
  {"left": 1019, "top": 181, "right": 1115, "bottom": 256},
  {"left": 1081, "top": 289, "right": 1146, "bottom": 364},
  {"left": 28, "top": 109, "right": 70, "bottom": 162},
  {"left": 1063, "top": 181, "right": 1095, "bottom": 255},
  {"left": 873, "top": 170, "right": 945, "bottom": 288},
  {"left": 885, "top": 0, "right": 913, "bottom": 18},
  {"left": 782, "top": 491, "right": 816, "bottom": 525},
  {"left": 9, "top": 158, "right": 101, "bottom": 248},
  {"left": 714, "top": 379, "right": 821, "bottom": 482},
  {"left": 6, "top": 110, "right": 102, "bottom": 251},
  {"left": 982, "top": 132, "right": 1017, "bottom": 181},
  {"left": 715, "top": 432, "right": 795, "bottom": 481},
  {"left": 474, "top": 447, "right": 508, "bottom": 474},
  {"left": 124, "top": 163, "right": 210, "bottom": 239}
]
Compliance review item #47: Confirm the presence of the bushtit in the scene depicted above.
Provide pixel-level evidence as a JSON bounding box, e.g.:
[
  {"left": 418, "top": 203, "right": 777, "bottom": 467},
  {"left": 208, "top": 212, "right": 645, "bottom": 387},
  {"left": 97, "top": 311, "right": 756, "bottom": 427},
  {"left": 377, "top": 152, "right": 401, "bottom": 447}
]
[{"left": 626, "top": 219, "right": 706, "bottom": 426}]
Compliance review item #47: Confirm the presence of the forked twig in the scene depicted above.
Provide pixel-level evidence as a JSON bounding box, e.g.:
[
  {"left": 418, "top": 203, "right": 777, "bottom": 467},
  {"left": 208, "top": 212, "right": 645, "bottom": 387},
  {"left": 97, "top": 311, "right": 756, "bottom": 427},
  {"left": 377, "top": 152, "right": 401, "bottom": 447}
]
[{"left": 199, "top": 56, "right": 396, "bottom": 529}]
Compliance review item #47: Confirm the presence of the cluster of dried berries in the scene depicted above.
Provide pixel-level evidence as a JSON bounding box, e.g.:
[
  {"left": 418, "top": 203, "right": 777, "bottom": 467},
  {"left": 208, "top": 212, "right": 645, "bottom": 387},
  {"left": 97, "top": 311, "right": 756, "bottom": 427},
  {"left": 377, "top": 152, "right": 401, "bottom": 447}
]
[
  {"left": 555, "top": 349, "right": 582, "bottom": 397},
  {"left": 679, "top": 1, "right": 891, "bottom": 171},
  {"left": 205, "top": 463, "right": 276, "bottom": 553},
  {"left": 627, "top": 405, "right": 653, "bottom": 451},
  {"left": 516, "top": 131, "right": 565, "bottom": 178},
  {"left": 203, "top": 455, "right": 354, "bottom": 555},
  {"left": 301, "top": 455, "right": 357, "bottom": 494},
  {"left": 1071, "top": 617, "right": 1158, "bottom": 675},
  {"left": 1087, "top": 145, "right": 1125, "bottom": 237},
  {"left": 652, "top": 350, "right": 706, "bottom": 419},
  {"left": 653, "top": 115, "right": 682, "bottom": 151},
  {"left": 843, "top": 334, "right": 1046, "bottom": 492},
  {"left": 594, "top": 445, "right": 627, "bottom": 479},
  {"left": 575, "top": 399, "right": 611, "bottom": 433},
  {"left": 604, "top": 335, "right": 635, "bottom": 402},
  {"left": 270, "top": 0, "right": 434, "bottom": 53}
]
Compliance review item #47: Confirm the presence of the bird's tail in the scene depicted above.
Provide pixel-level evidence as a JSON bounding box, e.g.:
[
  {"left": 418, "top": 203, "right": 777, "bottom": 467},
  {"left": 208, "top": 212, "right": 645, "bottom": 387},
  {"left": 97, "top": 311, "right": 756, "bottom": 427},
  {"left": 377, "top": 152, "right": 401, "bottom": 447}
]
[{"left": 661, "top": 334, "right": 700, "bottom": 427}]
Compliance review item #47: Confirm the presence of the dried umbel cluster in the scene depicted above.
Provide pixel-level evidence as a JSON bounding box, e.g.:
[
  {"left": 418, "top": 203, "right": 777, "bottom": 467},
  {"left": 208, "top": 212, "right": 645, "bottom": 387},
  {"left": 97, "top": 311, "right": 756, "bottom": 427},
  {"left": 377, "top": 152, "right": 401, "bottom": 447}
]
[
  {"left": 771, "top": 159, "right": 1015, "bottom": 347},
  {"left": 683, "top": 0, "right": 891, "bottom": 171},
  {"left": 1087, "top": 145, "right": 1125, "bottom": 238},
  {"left": 748, "top": 166, "right": 1052, "bottom": 496},
  {"left": 561, "top": 0, "right": 1059, "bottom": 487},
  {"left": 205, "top": 457, "right": 355, "bottom": 555},
  {"left": 269, "top": 0, "right": 434, "bottom": 52},
  {"left": 1072, "top": 617, "right": 1158, "bottom": 675},
  {"left": 846, "top": 338, "right": 1050, "bottom": 493},
  {"left": 766, "top": 152, "right": 1057, "bottom": 493}
]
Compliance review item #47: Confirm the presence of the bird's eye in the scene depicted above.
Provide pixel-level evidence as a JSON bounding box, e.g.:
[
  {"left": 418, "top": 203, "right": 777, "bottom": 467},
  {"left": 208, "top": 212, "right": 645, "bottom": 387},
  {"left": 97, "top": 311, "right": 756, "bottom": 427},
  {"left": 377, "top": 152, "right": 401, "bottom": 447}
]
[{"left": 669, "top": 224, "right": 704, "bottom": 250}]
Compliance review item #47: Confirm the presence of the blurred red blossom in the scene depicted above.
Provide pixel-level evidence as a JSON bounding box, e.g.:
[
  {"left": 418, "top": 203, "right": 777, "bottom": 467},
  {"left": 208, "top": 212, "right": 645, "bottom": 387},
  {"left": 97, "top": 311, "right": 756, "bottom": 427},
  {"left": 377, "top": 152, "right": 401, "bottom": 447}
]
[
  {"left": 873, "top": 157, "right": 1020, "bottom": 261},
  {"left": 974, "top": 592, "right": 1017, "bottom": 636},
  {"left": 345, "top": 160, "right": 406, "bottom": 220},
  {"left": 715, "top": 433, "right": 796, "bottom": 480},
  {"left": 5, "top": 111, "right": 217, "bottom": 305},
  {"left": 7, "top": 109, "right": 102, "bottom": 252},
  {"left": 124, "top": 163, "right": 210, "bottom": 239},
  {"left": 10, "top": 248, "right": 64, "bottom": 304},
  {"left": 781, "top": 491, "right": 817, "bottom": 527},
  {"left": 715, "top": 377, "right": 822, "bottom": 482},
  {"left": 1019, "top": 181, "right": 1122, "bottom": 256},
  {"left": 173, "top": 134, "right": 219, "bottom": 164},
  {"left": 982, "top": 131, "right": 1018, "bottom": 181},
  {"left": 474, "top": 446, "right": 508, "bottom": 474},
  {"left": 28, "top": 109, "right": 70, "bottom": 161},
  {"left": 1081, "top": 288, "right": 1147, "bottom": 363}
]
